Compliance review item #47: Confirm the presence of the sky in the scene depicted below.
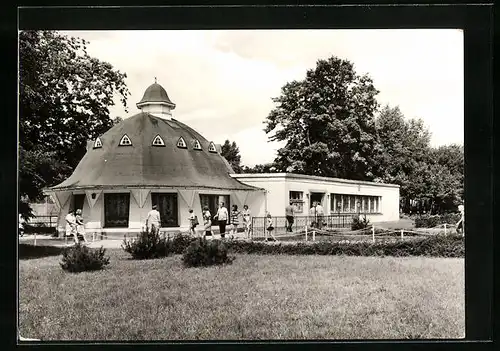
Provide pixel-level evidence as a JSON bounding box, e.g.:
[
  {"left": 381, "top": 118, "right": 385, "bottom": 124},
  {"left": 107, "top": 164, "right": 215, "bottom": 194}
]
[{"left": 62, "top": 29, "right": 464, "bottom": 166}]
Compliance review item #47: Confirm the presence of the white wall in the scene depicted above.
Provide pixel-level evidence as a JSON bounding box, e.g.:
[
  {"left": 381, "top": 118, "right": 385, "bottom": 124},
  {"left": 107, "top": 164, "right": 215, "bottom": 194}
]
[{"left": 233, "top": 173, "right": 400, "bottom": 222}]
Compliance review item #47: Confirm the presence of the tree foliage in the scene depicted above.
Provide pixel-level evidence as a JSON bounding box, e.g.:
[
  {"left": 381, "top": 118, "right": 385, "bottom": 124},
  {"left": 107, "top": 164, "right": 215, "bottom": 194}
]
[
  {"left": 240, "top": 163, "right": 278, "bottom": 174},
  {"left": 373, "top": 105, "right": 463, "bottom": 214},
  {"left": 220, "top": 139, "right": 242, "bottom": 173},
  {"left": 19, "top": 30, "right": 130, "bottom": 217},
  {"left": 264, "top": 56, "right": 380, "bottom": 180}
]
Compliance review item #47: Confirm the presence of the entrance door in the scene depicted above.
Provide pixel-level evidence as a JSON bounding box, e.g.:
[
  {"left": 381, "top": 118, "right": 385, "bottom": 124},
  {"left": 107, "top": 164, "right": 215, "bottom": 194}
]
[
  {"left": 151, "top": 193, "right": 178, "bottom": 227},
  {"left": 310, "top": 192, "right": 325, "bottom": 208}
]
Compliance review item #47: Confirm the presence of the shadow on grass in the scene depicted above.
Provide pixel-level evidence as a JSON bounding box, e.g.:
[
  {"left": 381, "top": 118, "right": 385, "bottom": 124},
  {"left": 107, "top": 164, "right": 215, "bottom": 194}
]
[{"left": 19, "top": 243, "right": 64, "bottom": 260}]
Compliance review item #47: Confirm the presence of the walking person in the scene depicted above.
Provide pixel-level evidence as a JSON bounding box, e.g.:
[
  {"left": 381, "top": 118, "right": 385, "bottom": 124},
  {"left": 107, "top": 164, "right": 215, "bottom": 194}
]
[
  {"left": 214, "top": 202, "right": 228, "bottom": 239},
  {"left": 309, "top": 201, "right": 318, "bottom": 228},
  {"left": 230, "top": 205, "right": 241, "bottom": 239},
  {"left": 202, "top": 206, "right": 213, "bottom": 237},
  {"left": 456, "top": 204, "right": 465, "bottom": 235},
  {"left": 242, "top": 204, "right": 252, "bottom": 239},
  {"left": 266, "top": 212, "right": 276, "bottom": 241},
  {"left": 285, "top": 201, "right": 295, "bottom": 232},
  {"left": 146, "top": 204, "right": 161, "bottom": 235},
  {"left": 188, "top": 209, "right": 198, "bottom": 236},
  {"left": 75, "top": 209, "right": 88, "bottom": 244},
  {"left": 316, "top": 201, "right": 324, "bottom": 230},
  {"left": 65, "top": 209, "right": 78, "bottom": 244},
  {"left": 19, "top": 213, "right": 25, "bottom": 237}
]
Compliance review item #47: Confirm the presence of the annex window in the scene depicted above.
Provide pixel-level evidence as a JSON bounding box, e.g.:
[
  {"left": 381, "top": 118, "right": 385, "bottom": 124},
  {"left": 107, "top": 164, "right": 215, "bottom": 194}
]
[
  {"left": 199, "top": 194, "right": 231, "bottom": 224},
  {"left": 330, "top": 194, "right": 381, "bottom": 214},
  {"left": 177, "top": 137, "right": 187, "bottom": 149},
  {"left": 93, "top": 137, "right": 103, "bottom": 149},
  {"left": 104, "top": 193, "right": 130, "bottom": 228},
  {"left": 289, "top": 191, "right": 304, "bottom": 213},
  {"left": 119, "top": 134, "right": 132, "bottom": 146},
  {"left": 192, "top": 139, "right": 202, "bottom": 150},
  {"left": 208, "top": 142, "right": 217, "bottom": 153},
  {"left": 152, "top": 134, "right": 165, "bottom": 147}
]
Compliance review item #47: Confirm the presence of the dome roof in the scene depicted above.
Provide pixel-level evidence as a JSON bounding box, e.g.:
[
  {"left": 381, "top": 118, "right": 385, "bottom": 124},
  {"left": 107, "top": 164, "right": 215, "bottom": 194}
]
[
  {"left": 51, "top": 113, "right": 256, "bottom": 191},
  {"left": 136, "top": 83, "right": 175, "bottom": 108}
]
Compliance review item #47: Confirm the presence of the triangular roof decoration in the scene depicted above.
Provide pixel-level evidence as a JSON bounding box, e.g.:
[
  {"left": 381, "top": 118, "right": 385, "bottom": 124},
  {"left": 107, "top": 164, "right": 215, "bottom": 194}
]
[
  {"left": 208, "top": 142, "right": 217, "bottom": 153},
  {"left": 119, "top": 134, "right": 132, "bottom": 146},
  {"left": 152, "top": 134, "right": 165, "bottom": 147},
  {"left": 93, "top": 137, "right": 103, "bottom": 149},
  {"left": 192, "top": 139, "right": 202, "bottom": 150},
  {"left": 176, "top": 137, "right": 187, "bottom": 149}
]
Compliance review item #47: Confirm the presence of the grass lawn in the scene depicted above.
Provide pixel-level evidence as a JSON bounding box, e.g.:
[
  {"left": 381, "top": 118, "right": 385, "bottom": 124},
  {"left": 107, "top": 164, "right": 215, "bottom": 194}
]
[{"left": 19, "top": 249, "right": 464, "bottom": 341}]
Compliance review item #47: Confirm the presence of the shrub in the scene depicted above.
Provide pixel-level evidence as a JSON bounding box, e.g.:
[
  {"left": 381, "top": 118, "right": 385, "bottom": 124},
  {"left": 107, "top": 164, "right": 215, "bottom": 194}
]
[
  {"left": 171, "top": 232, "right": 198, "bottom": 254},
  {"left": 60, "top": 243, "right": 110, "bottom": 273},
  {"left": 23, "top": 224, "right": 57, "bottom": 235},
  {"left": 351, "top": 214, "right": 370, "bottom": 231},
  {"left": 414, "top": 213, "right": 461, "bottom": 228},
  {"left": 182, "top": 238, "right": 235, "bottom": 267},
  {"left": 122, "top": 229, "right": 173, "bottom": 259},
  {"left": 224, "top": 234, "right": 464, "bottom": 258}
]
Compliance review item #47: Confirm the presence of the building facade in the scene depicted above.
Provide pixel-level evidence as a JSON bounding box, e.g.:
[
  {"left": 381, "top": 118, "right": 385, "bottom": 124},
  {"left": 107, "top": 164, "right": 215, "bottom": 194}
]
[
  {"left": 45, "top": 82, "right": 265, "bottom": 235},
  {"left": 232, "top": 173, "right": 400, "bottom": 223},
  {"left": 45, "top": 82, "right": 400, "bottom": 236}
]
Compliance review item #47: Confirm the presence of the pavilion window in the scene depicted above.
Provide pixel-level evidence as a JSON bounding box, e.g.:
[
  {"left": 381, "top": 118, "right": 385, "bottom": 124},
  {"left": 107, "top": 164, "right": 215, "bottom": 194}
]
[
  {"left": 208, "top": 142, "right": 217, "bottom": 153},
  {"left": 104, "top": 193, "right": 130, "bottom": 228},
  {"left": 199, "top": 194, "right": 230, "bottom": 224},
  {"left": 176, "top": 137, "right": 187, "bottom": 149},
  {"left": 119, "top": 134, "right": 132, "bottom": 146},
  {"left": 192, "top": 139, "right": 202, "bottom": 150},
  {"left": 152, "top": 134, "right": 165, "bottom": 147},
  {"left": 151, "top": 193, "right": 178, "bottom": 227}
]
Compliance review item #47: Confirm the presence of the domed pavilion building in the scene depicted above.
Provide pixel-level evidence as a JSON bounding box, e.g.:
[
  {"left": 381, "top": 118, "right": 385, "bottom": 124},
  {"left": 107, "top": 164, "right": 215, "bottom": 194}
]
[{"left": 46, "top": 81, "right": 266, "bottom": 236}]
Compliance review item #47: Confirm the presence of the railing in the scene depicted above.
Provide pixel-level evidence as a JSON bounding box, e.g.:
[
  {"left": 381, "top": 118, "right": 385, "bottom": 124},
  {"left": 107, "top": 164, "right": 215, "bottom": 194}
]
[
  {"left": 26, "top": 215, "right": 59, "bottom": 227},
  {"left": 251, "top": 214, "right": 355, "bottom": 239}
]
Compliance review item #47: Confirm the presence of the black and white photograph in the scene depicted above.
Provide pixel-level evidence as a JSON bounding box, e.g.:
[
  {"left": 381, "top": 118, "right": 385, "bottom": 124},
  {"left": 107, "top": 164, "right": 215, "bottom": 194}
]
[{"left": 18, "top": 27, "right": 466, "bottom": 341}]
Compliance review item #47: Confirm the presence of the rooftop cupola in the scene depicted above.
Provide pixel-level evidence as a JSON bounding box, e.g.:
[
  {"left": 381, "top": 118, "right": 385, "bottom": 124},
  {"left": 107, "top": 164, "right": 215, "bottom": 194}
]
[{"left": 136, "top": 78, "right": 176, "bottom": 119}]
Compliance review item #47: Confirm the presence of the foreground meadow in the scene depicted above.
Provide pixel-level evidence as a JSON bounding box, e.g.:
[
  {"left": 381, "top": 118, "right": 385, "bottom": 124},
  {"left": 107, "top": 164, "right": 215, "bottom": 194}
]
[{"left": 19, "top": 249, "right": 464, "bottom": 340}]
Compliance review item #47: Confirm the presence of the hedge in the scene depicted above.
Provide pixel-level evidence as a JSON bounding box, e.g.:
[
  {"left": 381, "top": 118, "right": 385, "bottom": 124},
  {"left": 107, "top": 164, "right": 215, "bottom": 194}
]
[
  {"left": 225, "top": 235, "right": 464, "bottom": 258},
  {"left": 19, "top": 243, "right": 65, "bottom": 259},
  {"left": 414, "top": 213, "right": 461, "bottom": 228}
]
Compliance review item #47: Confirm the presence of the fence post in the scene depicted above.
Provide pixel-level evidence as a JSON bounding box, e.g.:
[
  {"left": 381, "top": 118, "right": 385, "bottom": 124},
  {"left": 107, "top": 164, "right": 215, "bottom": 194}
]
[
  {"left": 92, "top": 232, "right": 95, "bottom": 242},
  {"left": 372, "top": 226, "right": 375, "bottom": 243},
  {"left": 313, "top": 229, "right": 316, "bottom": 241},
  {"left": 64, "top": 234, "right": 67, "bottom": 246},
  {"left": 401, "top": 229, "right": 404, "bottom": 240},
  {"left": 305, "top": 225, "right": 308, "bottom": 242},
  {"left": 34, "top": 232, "right": 37, "bottom": 246},
  {"left": 444, "top": 223, "right": 447, "bottom": 236}
]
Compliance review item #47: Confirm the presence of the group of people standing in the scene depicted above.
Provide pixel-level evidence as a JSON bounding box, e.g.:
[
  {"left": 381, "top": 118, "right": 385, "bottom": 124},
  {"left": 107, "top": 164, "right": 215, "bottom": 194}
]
[
  {"left": 143, "top": 202, "right": 253, "bottom": 239},
  {"left": 65, "top": 209, "right": 88, "bottom": 244},
  {"left": 198, "top": 202, "right": 252, "bottom": 239}
]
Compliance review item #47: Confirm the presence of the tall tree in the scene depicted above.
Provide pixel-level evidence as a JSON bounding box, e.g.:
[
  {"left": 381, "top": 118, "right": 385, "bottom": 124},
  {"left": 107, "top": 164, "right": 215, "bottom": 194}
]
[
  {"left": 19, "top": 30, "right": 130, "bottom": 217},
  {"left": 220, "top": 139, "right": 242, "bottom": 173},
  {"left": 264, "top": 56, "right": 380, "bottom": 180}
]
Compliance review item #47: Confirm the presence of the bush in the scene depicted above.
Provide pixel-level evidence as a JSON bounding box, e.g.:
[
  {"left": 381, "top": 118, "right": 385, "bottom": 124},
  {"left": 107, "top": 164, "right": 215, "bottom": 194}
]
[
  {"left": 60, "top": 243, "right": 110, "bottom": 273},
  {"left": 171, "top": 233, "right": 198, "bottom": 254},
  {"left": 182, "top": 238, "right": 235, "bottom": 267},
  {"left": 351, "top": 214, "right": 370, "bottom": 231},
  {"left": 224, "top": 234, "right": 464, "bottom": 258},
  {"left": 415, "top": 213, "right": 461, "bottom": 228},
  {"left": 122, "top": 229, "right": 173, "bottom": 259}
]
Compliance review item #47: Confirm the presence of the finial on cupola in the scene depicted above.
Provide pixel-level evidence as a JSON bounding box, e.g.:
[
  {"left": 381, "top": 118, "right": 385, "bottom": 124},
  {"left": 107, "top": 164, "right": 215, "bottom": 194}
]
[{"left": 155, "top": 77, "right": 157, "bottom": 84}]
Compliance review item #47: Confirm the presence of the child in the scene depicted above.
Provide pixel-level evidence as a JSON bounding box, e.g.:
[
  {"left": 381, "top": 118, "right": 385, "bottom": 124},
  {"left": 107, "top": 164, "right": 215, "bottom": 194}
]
[
  {"left": 202, "top": 206, "right": 212, "bottom": 238},
  {"left": 266, "top": 212, "right": 276, "bottom": 241},
  {"left": 230, "top": 205, "right": 241, "bottom": 239},
  {"left": 242, "top": 204, "right": 251, "bottom": 239},
  {"left": 188, "top": 209, "right": 198, "bottom": 236}
]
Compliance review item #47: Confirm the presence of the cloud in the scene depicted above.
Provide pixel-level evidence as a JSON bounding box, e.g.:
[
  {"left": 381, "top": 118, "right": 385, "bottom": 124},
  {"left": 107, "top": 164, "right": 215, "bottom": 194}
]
[{"left": 61, "top": 29, "right": 464, "bottom": 164}]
